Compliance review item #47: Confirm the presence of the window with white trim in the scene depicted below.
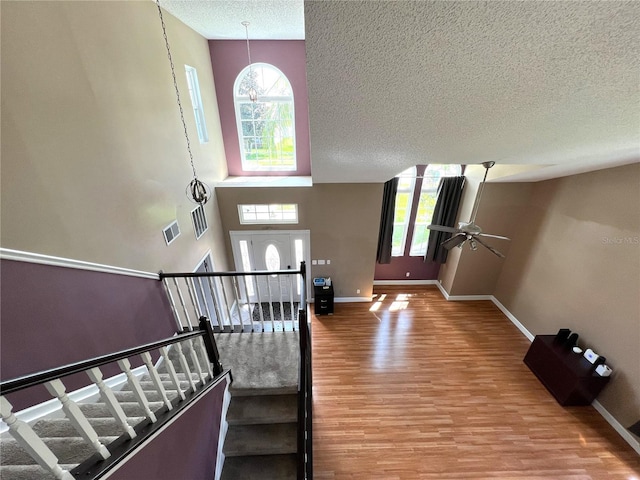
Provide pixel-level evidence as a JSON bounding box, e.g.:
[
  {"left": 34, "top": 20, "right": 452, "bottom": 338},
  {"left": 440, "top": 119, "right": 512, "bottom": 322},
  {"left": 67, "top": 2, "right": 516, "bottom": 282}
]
[
  {"left": 391, "top": 167, "right": 416, "bottom": 256},
  {"left": 233, "top": 63, "right": 295, "bottom": 171},
  {"left": 184, "top": 65, "right": 208, "bottom": 143},
  {"left": 409, "top": 164, "right": 462, "bottom": 256},
  {"left": 238, "top": 204, "right": 298, "bottom": 224}
]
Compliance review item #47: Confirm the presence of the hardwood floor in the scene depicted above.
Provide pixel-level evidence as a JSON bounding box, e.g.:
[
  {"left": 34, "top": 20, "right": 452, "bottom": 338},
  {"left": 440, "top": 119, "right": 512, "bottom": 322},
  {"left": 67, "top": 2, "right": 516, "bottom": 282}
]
[{"left": 312, "top": 286, "right": 640, "bottom": 479}]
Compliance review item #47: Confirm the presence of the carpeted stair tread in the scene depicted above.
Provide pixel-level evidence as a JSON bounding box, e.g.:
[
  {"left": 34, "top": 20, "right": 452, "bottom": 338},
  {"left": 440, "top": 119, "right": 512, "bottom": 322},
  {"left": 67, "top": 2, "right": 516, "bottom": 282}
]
[
  {"left": 78, "top": 401, "right": 163, "bottom": 418},
  {"left": 224, "top": 423, "right": 297, "bottom": 456},
  {"left": 0, "top": 464, "right": 77, "bottom": 480},
  {"left": 31, "top": 416, "right": 145, "bottom": 437},
  {"left": 1, "top": 436, "right": 117, "bottom": 465},
  {"left": 112, "top": 389, "right": 180, "bottom": 403},
  {"left": 230, "top": 386, "right": 298, "bottom": 397},
  {"left": 227, "top": 394, "right": 297, "bottom": 425},
  {"left": 119, "top": 380, "right": 192, "bottom": 392},
  {"left": 221, "top": 454, "right": 296, "bottom": 480}
]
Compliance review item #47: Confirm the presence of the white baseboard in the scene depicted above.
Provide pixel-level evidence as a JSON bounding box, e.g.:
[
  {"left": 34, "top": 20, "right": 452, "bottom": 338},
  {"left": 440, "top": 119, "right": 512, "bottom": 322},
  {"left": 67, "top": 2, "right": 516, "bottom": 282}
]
[
  {"left": 373, "top": 280, "right": 440, "bottom": 286},
  {"left": 490, "top": 297, "right": 535, "bottom": 342},
  {"left": 334, "top": 296, "right": 372, "bottom": 303},
  {"left": 437, "top": 288, "right": 638, "bottom": 455},
  {"left": 215, "top": 377, "right": 232, "bottom": 480},
  {"left": 592, "top": 400, "right": 640, "bottom": 455},
  {"left": 1, "top": 365, "right": 149, "bottom": 433}
]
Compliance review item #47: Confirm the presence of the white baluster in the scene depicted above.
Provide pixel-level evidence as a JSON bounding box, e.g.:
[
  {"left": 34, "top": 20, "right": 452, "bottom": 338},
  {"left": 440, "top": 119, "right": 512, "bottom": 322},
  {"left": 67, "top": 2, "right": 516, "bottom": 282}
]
[
  {"left": 216, "top": 277, "right": 232, "bottom": 332},
  {"left": 44, "top": 380, "right": 110, "bottom": 459},
  {"left": 254, "top": 275, "right": 266, "bottom": 332},
  {"left": 174, "top": 342, "right": 197, "bottom": 392},
  {"left": 140, "top": 351, "right": 173, "bottom": 410},
  {"left": 0, "top": 396, "right": 75, "bottom": 480},
  {"left": 289, "top": 273, "right": 296, "bottom": 331},
  {"left": 195, "top": 337, "right": 214, "bottom": 379},
  {"left": 186, "top": 339, "right": 206, "bottom": 384},
  {"left": 117, "top": 359, "right": 157, "bottom": 423},
  {"left": 267, "top": 276, "right": 276, "bottom": 332},
  {"left": 278, "top": 275, "right": 286, "bottom": 326},
  {"left": 159, "top": 346, "right": 186, "bottom": 401},
  {"left": 231, "top": 277, "right": 243, "bottom": 333},
  {"left": 206, "top": 276, "right": 224, "bottom": 331},
  {"left": 197, "top": 277, "right": 214, "bottom": 322},
  {"left": 86, "top": 367, "right": 136, "bottom": 439},
  {"left": 185, "top": 278, "right": 201, "bottom": 330},
  {"left": 162, "top": 277, "right": 182, "bottom": 331},
  {"left": 241, "top": 276, "right": 253, "bottom": 332},
  {"left": 172, "top": 277, "right": 193, "bottom": 331}
]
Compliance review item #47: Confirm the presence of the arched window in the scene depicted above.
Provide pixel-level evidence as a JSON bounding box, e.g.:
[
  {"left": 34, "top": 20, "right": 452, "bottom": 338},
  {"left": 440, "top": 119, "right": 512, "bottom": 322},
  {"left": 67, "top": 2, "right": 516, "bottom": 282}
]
[
  {"left": 409, "top": 164, "right": 462, "bottom": 256},
  {"left": 391, "top": 167, "right": 417, "bottom": 256},
  {"left": 233, "top": 63, "right": 296, "bottom": 171}
]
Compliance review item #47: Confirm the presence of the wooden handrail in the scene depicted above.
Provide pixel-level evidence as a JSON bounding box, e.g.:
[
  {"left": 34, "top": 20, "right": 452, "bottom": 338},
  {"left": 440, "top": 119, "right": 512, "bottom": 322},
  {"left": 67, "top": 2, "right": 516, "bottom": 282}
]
[{"left": 0, "top": 330, "right": 205, "bottom": 395}]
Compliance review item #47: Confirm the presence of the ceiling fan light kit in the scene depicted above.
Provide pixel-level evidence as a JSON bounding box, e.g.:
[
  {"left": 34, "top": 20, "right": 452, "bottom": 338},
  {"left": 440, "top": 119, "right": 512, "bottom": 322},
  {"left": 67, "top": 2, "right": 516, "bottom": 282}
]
[{"left": 428, "top": 161, "right": 510, "bottom": 258}]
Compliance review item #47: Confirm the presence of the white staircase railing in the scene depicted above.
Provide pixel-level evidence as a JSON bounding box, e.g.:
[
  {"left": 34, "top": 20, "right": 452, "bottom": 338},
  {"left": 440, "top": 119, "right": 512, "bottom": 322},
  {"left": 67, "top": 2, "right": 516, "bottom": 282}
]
[
  {"left": 0, "top": 321, "right": 226, "bottom": 480},
  {"left": 160, "top": 267, "right": 305, "bottom": 334}
]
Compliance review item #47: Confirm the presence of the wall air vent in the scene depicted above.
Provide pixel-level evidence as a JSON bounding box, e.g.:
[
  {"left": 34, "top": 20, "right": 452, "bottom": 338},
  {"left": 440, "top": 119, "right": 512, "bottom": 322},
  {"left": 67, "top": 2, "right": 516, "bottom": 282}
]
[
  {"left": 191, "top": 204, "right": 208, "bottom": 240},
  {"left": 163, "top": 220, "right": 181, "bottom": 246}
]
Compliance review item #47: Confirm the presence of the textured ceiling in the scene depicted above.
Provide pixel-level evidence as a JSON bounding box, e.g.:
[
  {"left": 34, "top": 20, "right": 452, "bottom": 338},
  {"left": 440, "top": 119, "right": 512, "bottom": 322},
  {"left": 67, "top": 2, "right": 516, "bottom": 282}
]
[
  {"left": 164, "top": 0, "right": 639, "bottom": 183},
  {"left": 160, "top": 0, "right": 304, "bottom": 39},
  {"left": 305, "top": 1, "right": 640, "bottom": 183}
]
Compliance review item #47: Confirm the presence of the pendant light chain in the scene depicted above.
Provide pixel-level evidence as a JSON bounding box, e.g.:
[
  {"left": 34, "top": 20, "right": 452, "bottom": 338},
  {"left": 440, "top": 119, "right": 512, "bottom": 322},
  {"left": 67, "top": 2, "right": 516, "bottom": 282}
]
[{"left": 156, "top": 0, "right": 197, "bottom": 180}]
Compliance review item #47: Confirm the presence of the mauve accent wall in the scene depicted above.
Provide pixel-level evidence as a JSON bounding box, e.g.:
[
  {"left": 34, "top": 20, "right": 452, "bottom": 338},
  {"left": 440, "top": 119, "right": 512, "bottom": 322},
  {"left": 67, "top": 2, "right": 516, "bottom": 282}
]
[
  {"left": 209, "top": 40, "right": 311, "bottom": 176},
  {"left": 1, "top": 260, "right": 177, "bottom": 410},
  {"left": 109, "top": 380, "right": 226, "bottom": 480}
]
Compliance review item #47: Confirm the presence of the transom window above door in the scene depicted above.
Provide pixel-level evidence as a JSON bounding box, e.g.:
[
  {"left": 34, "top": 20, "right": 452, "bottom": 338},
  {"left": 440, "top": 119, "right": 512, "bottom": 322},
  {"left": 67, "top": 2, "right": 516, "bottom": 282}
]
[{"left": 234, "top": 63, "right": 296, "bottom": 172}]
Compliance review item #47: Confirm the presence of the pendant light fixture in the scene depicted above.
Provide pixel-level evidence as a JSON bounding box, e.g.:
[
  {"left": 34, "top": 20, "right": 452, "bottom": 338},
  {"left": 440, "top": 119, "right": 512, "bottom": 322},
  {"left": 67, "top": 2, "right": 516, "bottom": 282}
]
[
  {"left": 242, "top": 21, "right": 258, "bottom": 103},
  {"left": 156, "top": 0, "right": 210, "bottom": 205}
]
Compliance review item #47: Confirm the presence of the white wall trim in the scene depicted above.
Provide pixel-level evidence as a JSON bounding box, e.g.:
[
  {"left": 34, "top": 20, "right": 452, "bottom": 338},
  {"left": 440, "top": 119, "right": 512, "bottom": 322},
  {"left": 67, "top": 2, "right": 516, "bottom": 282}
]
[
  {"left": 0, "top": 248, "right": 159, "bottom": 280},
  {"left": 490, "top": 297, "right": 535, "bottom": 342},
  {"left": 214, "top": 377, "right": 232, "bottom": 480},
  {"left": 435, "top": 286, "right": 638, "bottom": 455},
  {"left": 103, "top": 372, "right": 232, "bottom": 479},
  {"left": 334, "top": 296, "right": 372, "bottom": 303},
  {"left": 0, "top": 365, "right": 148, "bottom": 433},
  {"left": 373, "top": 280, "right": 440, "bottom": 286},
  {"left": 592, "top": 400, "right": 640, "bottom": 455}
]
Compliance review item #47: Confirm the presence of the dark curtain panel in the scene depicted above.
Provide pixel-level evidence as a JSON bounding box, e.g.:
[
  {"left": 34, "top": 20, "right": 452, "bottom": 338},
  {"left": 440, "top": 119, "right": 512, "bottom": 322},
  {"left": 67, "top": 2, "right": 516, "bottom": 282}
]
[
  {"left": 376, "top": 177, "right": 399, "bottom": 264},
  {"left": 425, "top": 176, "right": 466, "bottom": 264}
]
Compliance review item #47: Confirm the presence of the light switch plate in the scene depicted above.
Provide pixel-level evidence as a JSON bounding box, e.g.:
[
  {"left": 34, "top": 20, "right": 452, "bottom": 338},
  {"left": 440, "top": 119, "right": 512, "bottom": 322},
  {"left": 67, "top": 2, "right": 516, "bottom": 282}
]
[{"left": 318, "top": 259, "right": 326, "bottom": 265}]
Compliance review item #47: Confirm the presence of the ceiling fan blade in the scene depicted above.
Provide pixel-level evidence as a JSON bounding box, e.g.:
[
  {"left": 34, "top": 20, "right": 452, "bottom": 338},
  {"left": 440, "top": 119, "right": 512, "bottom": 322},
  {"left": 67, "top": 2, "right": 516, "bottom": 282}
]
[
  {"left": 428, "top": 224, "right": 460, "bottom": 234},
  {"left": 477, "top": 233, "right": 511, "bottom": 241},
  {"left": 441, "top": 233, "right": 467, "bottom": 250},
  {"left": 473, "top": 236, "right": 506, "bottom": 258}
]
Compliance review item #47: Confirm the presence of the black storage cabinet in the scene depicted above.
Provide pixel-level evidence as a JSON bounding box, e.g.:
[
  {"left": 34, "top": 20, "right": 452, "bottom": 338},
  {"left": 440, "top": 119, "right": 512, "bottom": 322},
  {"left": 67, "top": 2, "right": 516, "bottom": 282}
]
[{"left": 314, "top": 285, "right": 334, "bottom": 315}]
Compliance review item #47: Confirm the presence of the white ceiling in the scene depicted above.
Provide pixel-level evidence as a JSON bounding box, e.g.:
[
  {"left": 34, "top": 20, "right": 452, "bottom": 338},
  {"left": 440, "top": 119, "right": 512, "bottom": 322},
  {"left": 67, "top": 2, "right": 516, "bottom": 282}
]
[
  {"left": 164, "top": 0, "right": 640, "bottom": 183},
  {"left": 160, "top": 0, "right": 304, "bottom": 39}
]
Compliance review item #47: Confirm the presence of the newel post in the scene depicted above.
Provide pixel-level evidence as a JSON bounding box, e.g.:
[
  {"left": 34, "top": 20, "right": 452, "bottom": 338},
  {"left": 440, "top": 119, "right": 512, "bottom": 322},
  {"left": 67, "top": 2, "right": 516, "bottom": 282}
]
[{"left": 199, "top": 316, "right": 223, "bottom": 376}]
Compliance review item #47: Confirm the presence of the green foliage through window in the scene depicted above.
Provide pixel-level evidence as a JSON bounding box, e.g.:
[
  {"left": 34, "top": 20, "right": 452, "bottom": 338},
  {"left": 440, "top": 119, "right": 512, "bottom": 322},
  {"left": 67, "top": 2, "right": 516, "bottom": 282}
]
[{"left": 234, "top": 64, "right": 296, "bottom": 171}]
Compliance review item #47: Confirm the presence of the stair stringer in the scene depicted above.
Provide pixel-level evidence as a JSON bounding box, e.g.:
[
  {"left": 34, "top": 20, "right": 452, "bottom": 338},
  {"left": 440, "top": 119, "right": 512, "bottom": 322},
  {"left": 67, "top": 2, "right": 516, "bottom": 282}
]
[{"left": 214, "top": 377, "right": 232, "bottom": 480}]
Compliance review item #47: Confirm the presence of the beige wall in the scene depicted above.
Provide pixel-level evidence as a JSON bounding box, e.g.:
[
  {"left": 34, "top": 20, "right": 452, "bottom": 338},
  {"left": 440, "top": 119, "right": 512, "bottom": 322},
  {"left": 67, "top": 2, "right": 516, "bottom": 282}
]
[
  {"left": 444, "top": 182, "right": 534, "bottom": 295},
  {"left": 215, "top": 184, "right": 384, "bottom": 298},
  {"left": 494, "top": 163, "right": 640, "bottom": 425},
  {"left": 1, "top": 1, "right": 229, "bottom": 273}
]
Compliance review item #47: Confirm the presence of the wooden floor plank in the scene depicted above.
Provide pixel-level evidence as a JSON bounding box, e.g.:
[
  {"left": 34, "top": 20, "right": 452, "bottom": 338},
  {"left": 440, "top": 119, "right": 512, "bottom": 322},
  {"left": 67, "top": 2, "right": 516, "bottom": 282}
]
[{"left": 312, "top": 286, "right": 639, "bottom": 479}]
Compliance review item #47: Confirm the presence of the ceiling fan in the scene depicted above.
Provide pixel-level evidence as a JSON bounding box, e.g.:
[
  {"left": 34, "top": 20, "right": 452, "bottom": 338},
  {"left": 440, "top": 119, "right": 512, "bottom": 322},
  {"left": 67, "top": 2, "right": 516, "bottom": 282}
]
[{"left": 427, "top": 161, "right": 510, "bottom": 258}]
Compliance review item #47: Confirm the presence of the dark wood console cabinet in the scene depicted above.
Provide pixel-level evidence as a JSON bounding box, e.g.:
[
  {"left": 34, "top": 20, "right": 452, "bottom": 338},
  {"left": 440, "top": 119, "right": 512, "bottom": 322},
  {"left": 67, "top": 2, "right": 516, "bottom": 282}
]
[
  {"left": 314, "top": 285, "right": 334, "bottom": 315},
  {"left": 524, "top": 335, "right": 610, "bottom": 406}
]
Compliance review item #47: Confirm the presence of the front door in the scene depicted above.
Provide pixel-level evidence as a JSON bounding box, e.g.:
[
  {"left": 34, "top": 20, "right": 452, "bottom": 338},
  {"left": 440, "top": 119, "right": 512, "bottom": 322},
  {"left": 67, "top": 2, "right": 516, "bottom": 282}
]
[{"left": 230, "top": 230, "right": 310, "bottom": 304}]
